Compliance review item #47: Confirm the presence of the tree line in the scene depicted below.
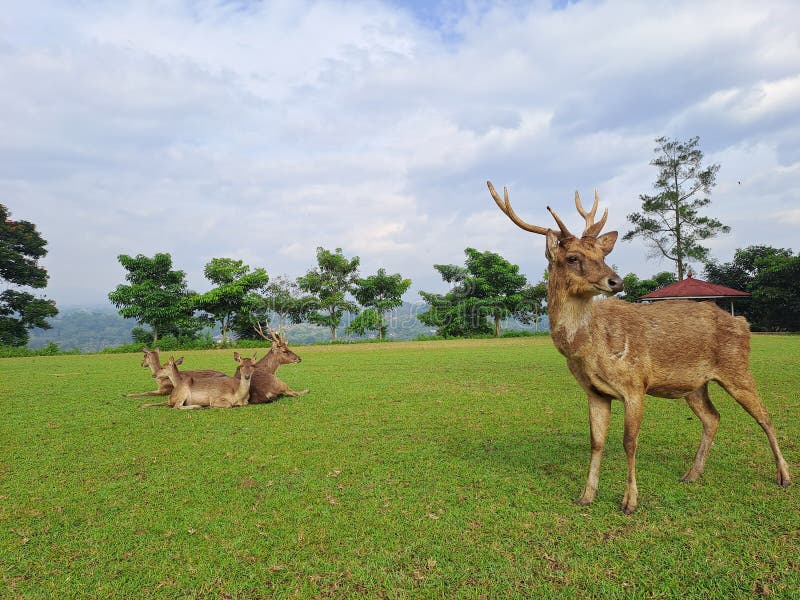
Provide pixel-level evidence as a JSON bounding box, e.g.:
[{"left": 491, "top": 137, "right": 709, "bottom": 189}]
[
  {"left": 105, "top": 245, "right": 550, "bottom": 345},
  {"left": 3, "top": 135, "right": 799, "bottom": 348}
]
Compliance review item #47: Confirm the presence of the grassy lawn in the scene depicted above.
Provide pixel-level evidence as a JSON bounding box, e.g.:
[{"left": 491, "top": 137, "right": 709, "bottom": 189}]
[{"left": 1, "top": 336, "right": 798, "bottom": 598}]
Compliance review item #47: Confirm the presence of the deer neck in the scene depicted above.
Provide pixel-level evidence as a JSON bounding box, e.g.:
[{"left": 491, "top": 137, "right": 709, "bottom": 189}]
[
  {"left": 238, "top": 374, "right": 253, "bottom": 397},
  {"left": 547, "top": 278, "right": 594, "bottom": 356},
  {"left": 256, "top": 349, "right": 281, "bottom": 373}
]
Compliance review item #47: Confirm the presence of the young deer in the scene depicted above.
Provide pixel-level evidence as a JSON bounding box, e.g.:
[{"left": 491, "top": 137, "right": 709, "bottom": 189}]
[
  {"left": 124, "top": 347, "right": 226, "bottom": 398},
  {"left": 147, "top": 352, "right": 256, "bottom": 409},
  {"left": 235, "top": 324, "right": 309, "bottom": 404},
  {"left": 487, "top": 181, "right": 791, "bottom": 513}
]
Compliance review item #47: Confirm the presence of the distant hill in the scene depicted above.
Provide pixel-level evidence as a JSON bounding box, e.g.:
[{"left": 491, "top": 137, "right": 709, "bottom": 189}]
[
  {"left": 27, "top": 302, "right": 548, "bottom": 351},
  {"left": 28, "top": 306, "right": 137, "bottom": 352}
]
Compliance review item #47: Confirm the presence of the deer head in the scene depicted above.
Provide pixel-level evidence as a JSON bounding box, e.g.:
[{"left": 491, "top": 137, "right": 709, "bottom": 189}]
[
  {"left": 233, "top": 351, "right": 257, "bottom": 380},
  {"left": 487, "top": 181, "right": 623, "bottom": 298},
  {"left": 253, "top": 323, "right": 302, "bottom": 364}
]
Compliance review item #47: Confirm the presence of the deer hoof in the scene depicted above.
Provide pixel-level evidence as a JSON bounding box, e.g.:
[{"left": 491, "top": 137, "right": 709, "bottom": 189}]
[{"left": 680, "top": 471, "right": 700, "bottom": 484}]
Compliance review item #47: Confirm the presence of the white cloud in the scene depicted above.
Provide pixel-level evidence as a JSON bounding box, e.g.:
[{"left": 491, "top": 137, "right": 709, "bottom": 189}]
[{"left": 0, "top": 0, "right": 798, "bottom": 308}]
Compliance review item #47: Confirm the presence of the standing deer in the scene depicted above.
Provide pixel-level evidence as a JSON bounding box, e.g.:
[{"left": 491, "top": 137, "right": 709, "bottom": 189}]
[
  {"left": 487, "top": 181, "right": 791, "bottom": 513},
  {"left": 124, "top": 347, "right": 226, "bottom": 399},
  {"left": 235, "top": 324, "right": 309, "bottom": 403},
  {"left": 147, "top": 352, "right": 257, "bottom": 409}
]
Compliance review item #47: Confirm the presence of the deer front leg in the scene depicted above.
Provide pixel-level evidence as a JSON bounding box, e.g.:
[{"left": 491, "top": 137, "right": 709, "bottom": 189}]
[
  {"left": 577, "top": 394, "right": 612, "bottom": 506},
  {"left": 124, "top": 390, "right": 167, "bottom": 398},
  {"left": 621, "top": 397, "right": 643, "bottom": 514}
]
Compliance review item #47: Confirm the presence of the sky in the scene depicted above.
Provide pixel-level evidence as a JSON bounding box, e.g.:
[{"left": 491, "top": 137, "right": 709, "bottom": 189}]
[{"left": 2, "top": 0, "right": 799, "bottom": 308}]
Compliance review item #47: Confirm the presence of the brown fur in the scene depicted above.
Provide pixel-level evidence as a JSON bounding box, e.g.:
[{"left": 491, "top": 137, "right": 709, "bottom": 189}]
[
  {"left": 489, "top": 181, "right": 791, "bottom": 513},
  {"left": 235, "top": 332, "right": 309, "bottom": 403},
  {"left": 146, "top": 352, "right": 256, "bottom": 409},
  {"left": 124, "top": 347, "right": 226, "bottom": 399}
]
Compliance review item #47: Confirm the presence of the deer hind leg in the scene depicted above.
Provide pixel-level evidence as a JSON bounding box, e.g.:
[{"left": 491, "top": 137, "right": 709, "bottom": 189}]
[
  {"left": 139, "top": 400, "right": 170, "bottom": 408},
  {"left": 284, "top": 388, "right": 309, "bottom": 397},
  {"left": 576, "top": 394, "right": 612, "bottom": 507},
  {"left": 620, "top": 396, "right": 644, "bottom": 514},
  {"left": 681, "top": 384, "right": 720, "bottom": 483},
  {"left": 719, "top": 375, "right": 791, "bottom": 487}
]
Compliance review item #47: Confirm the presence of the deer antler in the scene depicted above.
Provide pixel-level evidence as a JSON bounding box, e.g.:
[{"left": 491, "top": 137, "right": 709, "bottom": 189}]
[
  {"left": 574, "top": 189, "right": 608, "bottom": 238},
  {"left": 253, "top": 322, "right": 280, "bottom": 344},
  {"left": 488, "top": 181, "right": 573, "bottom": 238}
]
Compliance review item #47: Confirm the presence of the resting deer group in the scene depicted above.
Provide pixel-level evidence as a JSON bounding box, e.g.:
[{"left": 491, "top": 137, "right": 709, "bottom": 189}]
[
  {"left": 131, "top": 327, "right": 308, "bottom": 409},
  {"left": 147, "top": 352, "right": 256, "bottom": 409},
  {"left": 488, "top": 181, "right": 791, "bottom": 513}
]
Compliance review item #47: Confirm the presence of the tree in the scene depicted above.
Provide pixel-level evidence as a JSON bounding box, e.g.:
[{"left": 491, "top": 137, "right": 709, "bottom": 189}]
[
  {"left": 297, "top": 247, "right": 360, "bottom": 341},
  {"left": 349, "top": 268, "right": 412, "bottom": 340},
  {"left": 620, "top": 271, "right": 677, "bottom": 302},
  {"left": 704, "top": 245, "right": 799, "bottom": 331},
  {"left": 418, "top": 248, "right": 528, "bottom": 338},
  {"left": 624, "top": 136, "right": 728, "bottom": 280},
  {"left": 0, "top": 204, "right": 58, "bottom": 346},
  {"left": 108, "top": 253, "right": 200, "bottom": 344},
  {"left": 514, "top": 280, "right": 548, "bottom": 332},
  {"left": 232, "top": 275, "right": 310, "bottom": 339},
  {"left": 194, "top": 258, "right": 269, "bottom": 345}
]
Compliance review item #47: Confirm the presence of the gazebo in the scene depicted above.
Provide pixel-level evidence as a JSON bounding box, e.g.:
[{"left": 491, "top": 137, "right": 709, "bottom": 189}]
[{"left": 638, "top": 272, "right": 750, "bottom": 316}]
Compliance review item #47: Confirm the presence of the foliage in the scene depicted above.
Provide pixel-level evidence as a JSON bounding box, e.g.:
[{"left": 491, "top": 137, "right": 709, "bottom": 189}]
[
  {"left": 514, "top": 280, "right": 548, "bottom": 332},
  {"left": 418, "top": 248, "right": 528, "bottom": 337},
  {"left": 232, "top": 275, "right": 312, "bottom": 340},
  {"left": 193, "top": 258, "right": 269, "bottom": 345},
  {"left": 2, "top": 337, "right": 799, "bottom": 597},
  {"left": 620, "top": 271, "right": 677, "bottom": 302},
  {"left": 623, "top": 136, "right": 728, "bottom": 280},
  {"left": 0, "top": 204, "right": 58, "bottom": 345},
  {"left": 705, "top": 245, "right": 800, "bottom": 331},
  {"left": 297, "top": 247, "right": 360, "bottom": 341},
  {"left": 0, "top": 341, "right": 78, "bottom": 357},
  {"left": 345, "top": 307, "right": 384, "bottom": 338},
  {"left": 350, "top": 268, "right": 412, "bottom": 340},
  {"left": 108, "top": 253, "right": 201, "bottom": 344}
]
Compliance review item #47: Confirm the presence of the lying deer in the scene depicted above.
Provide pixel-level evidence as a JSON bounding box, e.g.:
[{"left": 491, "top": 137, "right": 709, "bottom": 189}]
[
  {"left": 145, "top": 352, "right": 257, "bottom": 409},
  {"left": 234, "top": 324, "right": 309, "bottom": 404},
  {"left": 124, "top": 346, "right": 226, "bottom": 398},
  {"left": 487, "top": 181, "right": 791, "bottom": 513}
]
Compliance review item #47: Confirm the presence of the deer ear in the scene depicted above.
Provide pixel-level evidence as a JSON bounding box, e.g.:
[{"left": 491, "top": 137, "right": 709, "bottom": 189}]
[
  {"left": 234, "top": 351, "right": 241, "bottom": 362},
  {"left": 545, "top": 229, "right": 560, "bottom": 262},
  {"left": 175, "top": 357, "right": 184, "bottom": 365},
  {"left": 596, "top": 231, "right": 618, "bottom": 256}
]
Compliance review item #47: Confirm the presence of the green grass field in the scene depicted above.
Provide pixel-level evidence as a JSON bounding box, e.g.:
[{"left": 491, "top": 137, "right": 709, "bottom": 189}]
[{"left": 1, "top": 336, "right": 798, "bottom": 598}]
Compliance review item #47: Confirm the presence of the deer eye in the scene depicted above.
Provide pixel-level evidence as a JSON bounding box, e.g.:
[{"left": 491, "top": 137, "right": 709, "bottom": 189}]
[{"left": 566, "top": 255, "right": 579, "bottom": 264}]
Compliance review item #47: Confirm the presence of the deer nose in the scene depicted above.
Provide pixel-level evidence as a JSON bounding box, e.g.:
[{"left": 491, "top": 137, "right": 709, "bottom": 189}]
[{"left": 608, "top": 277, "right": 624, "bottom": 293}]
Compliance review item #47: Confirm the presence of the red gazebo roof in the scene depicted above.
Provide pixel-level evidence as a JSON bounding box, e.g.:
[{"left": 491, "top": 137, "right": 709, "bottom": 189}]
[{"left": 639, "top": 273, "right": 750, "bottom": 301}]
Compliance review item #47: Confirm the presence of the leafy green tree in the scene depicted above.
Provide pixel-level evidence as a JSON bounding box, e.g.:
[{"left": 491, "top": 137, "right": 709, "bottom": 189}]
[
  {"left": 624, "top": 136, "right": 728, "bottom": 280},
  {"left": 620, "top": 271, "right": 677, "bottom": 302},
  {"left": 418, "top": 248, "right": 528, "bottom": 338},
  {"left": 108, "top": 253, "right": 200, "bottom": 344},
  {"left": 194, "top": 258, "right": 269, "bottom": 345},
  {"left": 514, "top": 280, "right": 548, "bottom": 332},
  {"left": 0, "top": 204, "right": 58, "bottom": 346},
  {"left": 704, "top": 245, "right": 799, "bottom": 331},
  {"left": 349, "top": 268, "right": 411, "bottom": 340},
  {"left": 297, "top": 247, "right": 360, "bottom": 341},
  {"left": 232, "top": 275, "right": 311, "bottom": 339}
]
